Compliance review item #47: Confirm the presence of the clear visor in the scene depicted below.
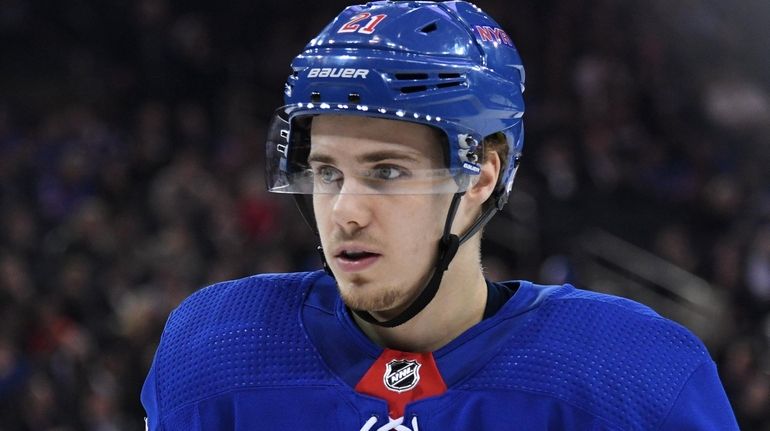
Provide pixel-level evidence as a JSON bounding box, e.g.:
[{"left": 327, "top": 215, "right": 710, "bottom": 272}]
[{"left": 265, "top": 106, "right": 476, "bottom": 195}]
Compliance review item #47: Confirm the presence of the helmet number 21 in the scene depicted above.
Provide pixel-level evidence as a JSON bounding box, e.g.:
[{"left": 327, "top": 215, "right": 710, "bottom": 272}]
[{"left": 338, "top": 13, "right": 387, "bottom": 34}]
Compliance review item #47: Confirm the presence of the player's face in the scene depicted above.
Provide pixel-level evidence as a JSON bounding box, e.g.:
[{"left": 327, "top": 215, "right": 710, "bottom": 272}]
[{"left": 310, "top": 115, "right": 452, "bottom": 317}]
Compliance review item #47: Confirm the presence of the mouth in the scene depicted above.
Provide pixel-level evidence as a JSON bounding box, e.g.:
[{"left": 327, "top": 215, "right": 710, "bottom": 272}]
[
  {"left": 333, "top": 247, "right": 382, "bottom": 272},
  {"left": 336, "top": 250, "right": 379, "bottom": 260}
]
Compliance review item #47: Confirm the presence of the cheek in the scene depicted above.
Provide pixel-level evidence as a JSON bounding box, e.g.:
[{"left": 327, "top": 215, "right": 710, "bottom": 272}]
[{"left": 388, "top": 196, "right": 448, "bottom": 255}]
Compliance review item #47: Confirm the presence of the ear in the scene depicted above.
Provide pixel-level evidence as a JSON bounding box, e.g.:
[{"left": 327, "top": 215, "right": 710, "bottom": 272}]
[{"left": 464, "top": 151, "right": 500, "bottom": 207}]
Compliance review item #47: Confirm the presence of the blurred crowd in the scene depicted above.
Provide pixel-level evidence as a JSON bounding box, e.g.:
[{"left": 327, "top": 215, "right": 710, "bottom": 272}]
[{"left": 0, "top": 0, "right": 768, "bottom": 429}]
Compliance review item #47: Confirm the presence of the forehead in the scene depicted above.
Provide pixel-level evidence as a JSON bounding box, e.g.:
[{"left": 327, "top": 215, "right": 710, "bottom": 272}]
[{"left": 309, "top": 115, "right": 444, "bottom": 162}]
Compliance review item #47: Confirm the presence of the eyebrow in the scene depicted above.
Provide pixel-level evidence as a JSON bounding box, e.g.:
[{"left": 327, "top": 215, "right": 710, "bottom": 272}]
[{"left": 307, "top": 150, "right": 422, "bottom": 165}]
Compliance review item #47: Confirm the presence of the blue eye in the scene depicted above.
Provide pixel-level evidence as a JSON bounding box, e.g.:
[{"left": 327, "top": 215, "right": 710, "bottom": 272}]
[
  {"left": 317, "top": 166, "right": 343, "bottom": 184},
  {"left": 368, "top": 166, "right": 408, "bottom": 180}
]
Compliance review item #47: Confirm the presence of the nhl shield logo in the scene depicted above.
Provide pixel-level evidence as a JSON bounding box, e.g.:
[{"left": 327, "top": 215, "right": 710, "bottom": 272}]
[{"left": 383, "top": 359, "right": 421, "bottom": 393}]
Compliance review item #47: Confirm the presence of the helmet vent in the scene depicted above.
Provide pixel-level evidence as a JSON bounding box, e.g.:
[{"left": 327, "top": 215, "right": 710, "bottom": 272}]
[
  {"left": 437, "top": 81, "right": 462, "bottom": 89},
  {"left": 387, "top": 71, "right": 467, "bottom": 95},
  {"left": 419, "top": 22, "right": 438, "bottom": 34},
  {"left": 395, "top": 73, "right": 429, "bottom": 80},
  {"left": 400, "top": 85, "right": 428, "bottom": 94}
]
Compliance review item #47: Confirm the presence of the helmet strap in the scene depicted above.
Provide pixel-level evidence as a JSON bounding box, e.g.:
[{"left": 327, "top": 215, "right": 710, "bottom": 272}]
[{"left": 456, "top": 187, "right": 506, "bottom": 245}]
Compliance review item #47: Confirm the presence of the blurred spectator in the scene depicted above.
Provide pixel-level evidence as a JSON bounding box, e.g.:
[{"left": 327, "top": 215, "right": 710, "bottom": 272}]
[{"left": 746, "top": 224, "right": 770, "bottom": 303}]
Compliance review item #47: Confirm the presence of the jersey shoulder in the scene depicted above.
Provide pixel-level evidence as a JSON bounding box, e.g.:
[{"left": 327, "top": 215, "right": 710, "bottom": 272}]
[
  {"left": 148, "top": 271, "right": 330, "bottom": 417},
  {"left": 462, "top": 283, "right": 714, "bottom": 430}
]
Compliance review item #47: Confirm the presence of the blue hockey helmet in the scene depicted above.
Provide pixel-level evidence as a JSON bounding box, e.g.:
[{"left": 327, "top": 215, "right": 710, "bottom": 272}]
[{"left": 266, "top": 0, "right": 525, "bottom": 203}]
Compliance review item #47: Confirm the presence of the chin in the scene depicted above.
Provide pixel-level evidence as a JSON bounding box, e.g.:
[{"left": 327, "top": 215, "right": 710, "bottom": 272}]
[
  {"left": 333, "top": 271, "right": 373, "bottom": 291},
  {"left": 336, "top": 278, "right": 405, "bottom": 313}
]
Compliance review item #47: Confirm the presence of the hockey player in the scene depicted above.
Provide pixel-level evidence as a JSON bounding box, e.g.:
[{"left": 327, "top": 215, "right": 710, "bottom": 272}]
[{"left": 142, "top": 2, "right": 739, "bottom": 429}]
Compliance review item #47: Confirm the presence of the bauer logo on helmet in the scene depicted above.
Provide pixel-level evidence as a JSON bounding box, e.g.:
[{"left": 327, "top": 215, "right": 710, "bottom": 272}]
[{"left": 307, "top": 68, "right": 370, "bottom": 79}]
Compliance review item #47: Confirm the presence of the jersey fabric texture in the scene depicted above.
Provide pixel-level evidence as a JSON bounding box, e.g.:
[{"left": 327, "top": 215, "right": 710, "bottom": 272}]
[{"left": 142, "top": 271, "right": 738, "bottom": 430}]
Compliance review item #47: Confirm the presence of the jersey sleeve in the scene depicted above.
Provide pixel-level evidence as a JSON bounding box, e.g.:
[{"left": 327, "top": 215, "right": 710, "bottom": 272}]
[
  {"left": 142, "top": 307, "right": 177, "bottom": 431},
  {"left": 141, "top": 356, "right": 161, "bottom": 430},
  {"left": 658, "top": 360, "right": 739, "bottom": 430}
]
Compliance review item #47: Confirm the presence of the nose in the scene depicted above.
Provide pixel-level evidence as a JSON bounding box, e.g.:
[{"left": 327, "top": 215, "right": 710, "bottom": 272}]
[{"left": 330, "top": 185, "right": 373, "bottom": 235}]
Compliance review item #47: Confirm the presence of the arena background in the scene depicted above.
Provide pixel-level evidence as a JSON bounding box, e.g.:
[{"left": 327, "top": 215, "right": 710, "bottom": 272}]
[{"left": 0, "top": 0, "right": 768, "bottom": 429}]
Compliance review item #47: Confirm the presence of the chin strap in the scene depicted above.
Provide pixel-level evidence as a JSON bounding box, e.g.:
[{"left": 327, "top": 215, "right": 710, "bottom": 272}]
[
  {"left": 294, "top": 189, "right": 506, "bottom": 328},
  {"left": 352, "top": 193, "right": 464, "bottom": 327}
]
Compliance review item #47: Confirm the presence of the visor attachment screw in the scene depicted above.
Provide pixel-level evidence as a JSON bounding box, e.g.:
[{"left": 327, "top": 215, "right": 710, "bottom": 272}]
[{"left": 464, "top": 136, "right": 479, "bottom": 163}]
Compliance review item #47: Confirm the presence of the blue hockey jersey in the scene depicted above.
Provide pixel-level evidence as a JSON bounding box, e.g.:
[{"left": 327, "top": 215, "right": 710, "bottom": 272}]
[{"left": 142, "top": 271, "right": 738, "bottom": 430}]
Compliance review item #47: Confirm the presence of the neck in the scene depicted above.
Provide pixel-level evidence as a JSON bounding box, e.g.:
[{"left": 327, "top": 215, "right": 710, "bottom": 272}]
[{"left": 353, "top": 242, "right": 488, "bottom": 352}]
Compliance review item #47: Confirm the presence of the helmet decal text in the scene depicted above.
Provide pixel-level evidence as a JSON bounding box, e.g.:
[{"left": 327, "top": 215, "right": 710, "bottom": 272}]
[
  {"left": 338, "top": 12, "right": 388, "bottom": 34},
  {"left": 307, "top": 68, "right": 369, "bottom": 79},
  {"left": 474, "top": 25, "right": 513, "bottom": 47}
]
